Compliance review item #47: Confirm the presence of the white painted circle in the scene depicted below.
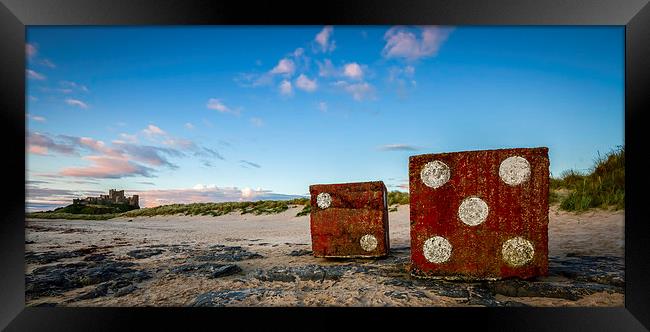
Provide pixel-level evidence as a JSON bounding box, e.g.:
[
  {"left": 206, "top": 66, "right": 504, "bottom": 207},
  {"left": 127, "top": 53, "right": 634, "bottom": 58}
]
[
  {"left": 420, "top": 160, "right": 451, "bottom": 189},
  {"left": 501, "top": 237, "right": 535, "bottom": 267},
  {"left": 458, "top": 196, "right": 489, "bottom": 226},
  {"left": 316, "top": 192, "right": 332, "bottom": 209},
  {"left": 499, "top": 156, "right": 531, "bottom": 186},
  {"left": 423, "top": 236, "right": 452, "bottom": 263},
  {"left": 360, "top": 234, "right": 378, "bottom": 252}
]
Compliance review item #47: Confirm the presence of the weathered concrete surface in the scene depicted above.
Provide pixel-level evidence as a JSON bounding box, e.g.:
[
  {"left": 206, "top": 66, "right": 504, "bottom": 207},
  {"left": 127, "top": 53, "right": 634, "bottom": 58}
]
[
  {"left": 409, "top": 148, "right": 549, "bottom": 279},
  {"left": 309, "top": 181, "right": 389, "bottom": 258}
]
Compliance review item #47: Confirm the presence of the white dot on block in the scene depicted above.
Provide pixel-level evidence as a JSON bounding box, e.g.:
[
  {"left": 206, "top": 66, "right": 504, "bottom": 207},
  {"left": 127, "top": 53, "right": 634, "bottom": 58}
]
[
  {"left": 420, "top": 160, "right": 451, "bottom": 189},
  {"left": 458, "top": 196, "right": 489, "bottom": 226},
  {"left": 502, "top": 237, "right": 535, "bottom": 267},
  {"left": 316, "top": 192, "right": 331, "bottom": 209},
  {"left": 423, "top": 236, "right": 452, "bottom": 263},
  {"left": 499, "top": 156, "right": 531, "bottom": 186},
  {"left": 360, "top": 234, "right": 378, "bottom": 252}
]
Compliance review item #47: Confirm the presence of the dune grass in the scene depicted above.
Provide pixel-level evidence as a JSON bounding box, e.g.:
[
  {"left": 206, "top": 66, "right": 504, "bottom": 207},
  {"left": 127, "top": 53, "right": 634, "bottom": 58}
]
[
  {"left": 26, "top": 198, "right": 311, "bottom": 220},
  {"left": 550, "top": 146, "right": 624, "bottom": 212}
]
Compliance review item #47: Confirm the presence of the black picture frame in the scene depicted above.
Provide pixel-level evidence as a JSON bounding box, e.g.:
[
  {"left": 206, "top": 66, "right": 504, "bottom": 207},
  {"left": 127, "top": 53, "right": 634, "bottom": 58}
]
[{"left": 1, "top": 0, "right": 648, "bottom": 330}]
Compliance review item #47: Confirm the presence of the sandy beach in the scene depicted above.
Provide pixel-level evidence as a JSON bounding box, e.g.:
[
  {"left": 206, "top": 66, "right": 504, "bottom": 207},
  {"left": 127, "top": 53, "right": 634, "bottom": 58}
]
[{"left": 24, "top": 204, "right": 624, "bottom": 307}]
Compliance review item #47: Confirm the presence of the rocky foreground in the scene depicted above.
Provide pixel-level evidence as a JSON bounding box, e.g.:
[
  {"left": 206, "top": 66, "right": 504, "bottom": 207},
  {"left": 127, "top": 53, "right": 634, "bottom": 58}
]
[{"left": 24, "top": 205, "right": 624, "bottom": 307}]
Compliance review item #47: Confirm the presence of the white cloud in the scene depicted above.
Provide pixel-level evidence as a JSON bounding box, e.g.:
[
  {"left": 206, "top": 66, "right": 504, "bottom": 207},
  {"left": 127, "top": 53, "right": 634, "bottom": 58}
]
[
  {"left": 343, "top": 62, "right": 364, "bottom": 80},
  {"left": 250, "top": 117, "right": 264, "bottom": 127},
  {"left": 27, "top": 114, "right": 46, "bottom": 122},
  {"left": 315, "top": 26, "right": 336, "bottom": 53},
  {"left": 317, "top": 59, "right": 337, "bottom": 77},
  {"left": 26, "top": 43, "right": 37, "bottom": 58},
  {"left": 382, "top": 26, "right": 452, "bottom": 61},
  {"left": 60, "top": 81, "right": 89, "bottom": 92},
  {"left": 26, "top": 69, "right": 46, "bottom": 80},
  {"left": 279, "top": 80, "right": 293, "bottom": 96},
  {"left": 295, "top": 74, "right": 317, "bottom": 92},
  {"left": 65, "top": 98, "right": 88, "bottom": 109},
  {"left": 206, "top": 98, "right": 239, "bottom": 115},
  {"left": 293, "top": 48, "right": 305, "bottom": 57},
  {"left": 142, "top": 124, "right": 166, "bottom": 137},
  {"left": 270, "top": 58, "right": 295, "bottom": 76},
  {"left": 318, "top": 102, "right": 327, "bottom": 112},
  {"left": 184, "top": 122, "right": 194, "bottom": 130},
  {"left": 39, "top": 59, "right": 56, "bottom": 68},
  {"left": 333, "top": 81, "right": 374, "bottom": 101}
]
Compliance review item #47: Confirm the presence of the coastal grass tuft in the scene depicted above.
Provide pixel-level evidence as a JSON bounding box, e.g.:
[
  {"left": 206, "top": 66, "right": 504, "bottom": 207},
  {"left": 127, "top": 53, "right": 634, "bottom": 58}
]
[
  {"left": 387, "top": 191, "right": 409, "bottom": 206},
  {"left": 551, "top": 146, "right": 624, "bottom": 212}
]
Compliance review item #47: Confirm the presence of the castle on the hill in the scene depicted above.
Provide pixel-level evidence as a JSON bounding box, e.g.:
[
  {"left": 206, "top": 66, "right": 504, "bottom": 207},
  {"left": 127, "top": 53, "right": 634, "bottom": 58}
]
[{"left": 73, "top": 189, "right": 139, "bottom": 208}]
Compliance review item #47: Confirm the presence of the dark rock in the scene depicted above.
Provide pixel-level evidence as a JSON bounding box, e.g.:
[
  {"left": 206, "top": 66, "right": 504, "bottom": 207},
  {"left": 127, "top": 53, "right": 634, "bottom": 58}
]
[
  {"left": 416, "top": 280, "right": 471, "bottom": 299},
  {"left": 171, "top": 263, "right": 241, "bottom": 278},
  {"left": 384, "top": 290, "right": 428, "bottom": 300},
  {"left": 254, "top": 264, "right": 367, "bottom": 283},
  {"left": 191, "top": 288, "right": 282, "bottom": 307},
  {"left": 196, "top": 246, "right": 263, "bottom": 262},
  {"left": 75, "top": 283, "right": 109, "bottom": 300},
  {"left": 25, "top": 260, "right": 152, "bottom": 301},
  {"left": 115, "top": 285, "right": 137, "bottom": 297},
  {"left": 25, "top": 251, "right": 82, "bottom": 264},
  {"left": 486, "top": 279, "right": 621, "bottom": 301},
  {"left": 31, "top": 302, "right": 58, "bottom": 307},
  {"left": 501, "top": 301, "right": 531, "bottom": 307},
  {"left": 288, "top": 249, "right": 312, "bottom": 256},
  {"left": 83, "top": 253, "right": 108, "bottom": 262},
  {"left": 549, "top": 255, "right": 624, "bottom": 287},
  {"left": 126, "top": 249, "right": 165, "bottom": 259},
  {"left": 25, "top": 240, "right": 35, "bottom": 244},
  {"left": 464, "top": 285, "right": 501, "bottom": 307}
]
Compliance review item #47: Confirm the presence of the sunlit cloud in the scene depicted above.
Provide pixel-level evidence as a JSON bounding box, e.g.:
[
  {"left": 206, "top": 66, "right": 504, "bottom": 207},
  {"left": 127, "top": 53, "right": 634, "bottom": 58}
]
[
  {"left": 59, "top": 155, "right": 156, "bottom": 179},
  {"left": 142, "top": 124, "right": 166, "bottom": 137},
  {"left": 314, "top": 26, "right": 336, "bottom": 53},
  {"left": 270, "top": 58, "right": 296, "bottom": 76},
  {"left": 382, "top": 26, "right": 452, "bottom": 61},
  {"left": 206, "top": 98, "right": 240, "bottom": 115},
  {"left": 332, "top": 81, "right": 375, "bottom": 101},
  {"left": 343, "top": 62, "right": 364, "bottom": 80},
  {"left": 279, "top": 79, "right": 293, "bottom": 96},
  {"left": 295, "top": 74, "right": 317, "bottom": 92},
  {"left": 132, "top": 186, "right": 304, "bottom": 208}
]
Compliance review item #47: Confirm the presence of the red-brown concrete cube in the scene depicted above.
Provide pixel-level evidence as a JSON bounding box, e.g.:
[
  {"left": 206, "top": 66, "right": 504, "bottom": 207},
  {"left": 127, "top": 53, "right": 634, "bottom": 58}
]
[
  {"left": 309, "top": 181, "right": 389, "bottom": 258},
  {"left": 409, "top": 147, "right": 549, "bottom": 280}
]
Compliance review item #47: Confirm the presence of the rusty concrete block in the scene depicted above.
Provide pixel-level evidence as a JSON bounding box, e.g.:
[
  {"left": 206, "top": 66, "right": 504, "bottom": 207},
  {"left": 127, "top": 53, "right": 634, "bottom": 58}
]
[
  {"left": 309, "top": 181, "right": 389, "bottom": 258},
  {"left": 409, "top": 147, "right": 549, "bottom": 280}
]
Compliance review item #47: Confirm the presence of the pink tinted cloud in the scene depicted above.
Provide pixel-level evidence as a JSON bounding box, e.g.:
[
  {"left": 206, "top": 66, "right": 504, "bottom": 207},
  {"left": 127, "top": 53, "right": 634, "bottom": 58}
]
[
  {"left": 26, "top": 43, "right": 37, "bottom": 58},
  {"left": 60, "top": 155, "right": 154, "bottom": 178},
  {"left": 28, "top": 145, "right": 48, "bottom": 155},
  {"left": 315, "top": 26, "right": 336, "bottom": 52},
  {"left": 26, "top": 69, "right": 46, "bottom": 80},
  {"left": 382, "top": 26, "right": 452, "bottom": 61},
  {"left": 133, "top": 186, "right": 302, "bottom": 208}
]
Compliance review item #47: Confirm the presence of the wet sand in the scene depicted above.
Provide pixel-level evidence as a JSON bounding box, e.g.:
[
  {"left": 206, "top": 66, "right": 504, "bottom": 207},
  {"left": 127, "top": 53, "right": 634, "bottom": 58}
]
[{"left": 25, "top": 204, "right": 624, "bottom": 307}]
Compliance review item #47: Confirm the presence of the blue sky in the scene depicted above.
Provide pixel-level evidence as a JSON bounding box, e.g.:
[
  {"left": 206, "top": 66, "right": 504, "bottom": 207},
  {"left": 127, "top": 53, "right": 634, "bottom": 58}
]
[{"left": 25, "top": 26, "right": 624, "bottom": 210}]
